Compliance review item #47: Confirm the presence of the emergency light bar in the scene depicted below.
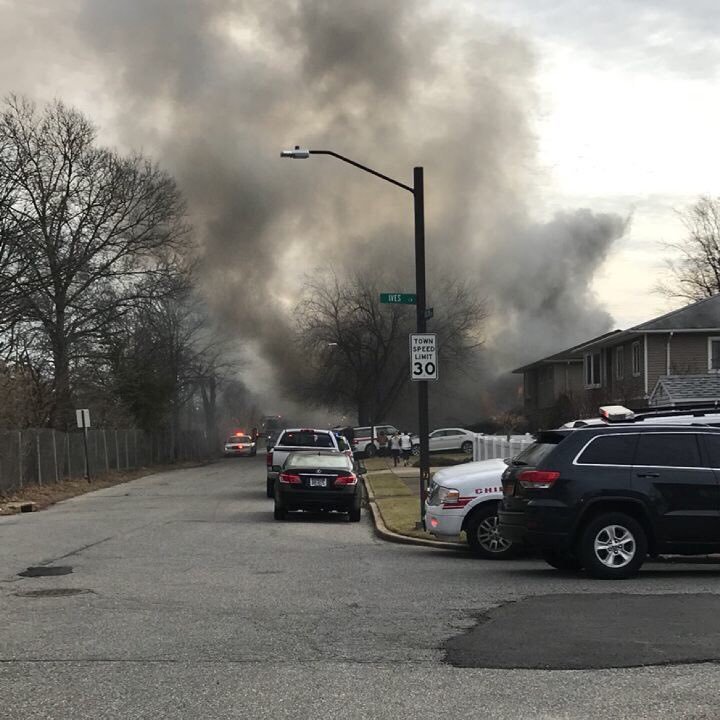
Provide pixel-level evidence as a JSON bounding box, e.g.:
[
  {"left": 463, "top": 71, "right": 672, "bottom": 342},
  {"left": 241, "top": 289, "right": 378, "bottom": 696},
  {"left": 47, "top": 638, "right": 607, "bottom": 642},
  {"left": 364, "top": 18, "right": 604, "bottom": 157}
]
[{"left": 599, "top": 405, "right": 635, "bottom": 423}]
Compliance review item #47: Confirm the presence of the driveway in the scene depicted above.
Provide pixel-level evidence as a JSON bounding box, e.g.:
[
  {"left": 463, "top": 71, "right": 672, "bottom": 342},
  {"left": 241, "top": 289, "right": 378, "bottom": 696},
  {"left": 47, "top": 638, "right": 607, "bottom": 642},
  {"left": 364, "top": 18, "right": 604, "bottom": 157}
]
[{"left": 1, "top": 458, "right": 719, "bottom": 719}]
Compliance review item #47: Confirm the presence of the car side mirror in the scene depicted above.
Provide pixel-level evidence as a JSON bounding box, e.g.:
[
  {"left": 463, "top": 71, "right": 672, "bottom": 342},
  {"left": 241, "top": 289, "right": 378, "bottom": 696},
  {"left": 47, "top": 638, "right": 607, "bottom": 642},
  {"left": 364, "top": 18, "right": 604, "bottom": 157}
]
[{"left": 503, "top": 457, "right": 511, "bottom": 466}]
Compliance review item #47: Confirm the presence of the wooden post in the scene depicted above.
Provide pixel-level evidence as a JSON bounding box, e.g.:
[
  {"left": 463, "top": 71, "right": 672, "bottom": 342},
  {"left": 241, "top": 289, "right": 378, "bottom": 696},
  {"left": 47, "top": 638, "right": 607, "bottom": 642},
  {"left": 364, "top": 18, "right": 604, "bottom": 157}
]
[
  {"left": 52, "top": 430, "right": 59, "bottom": 483},
  {"left": 103, "top": 430, "right": 110, "bottom": 474},
  {"left": 18, "top": 430, "right": 23, "bottom": 489},
  {"left": 36, "top": 432, "right": 42, "bottom": 486}
]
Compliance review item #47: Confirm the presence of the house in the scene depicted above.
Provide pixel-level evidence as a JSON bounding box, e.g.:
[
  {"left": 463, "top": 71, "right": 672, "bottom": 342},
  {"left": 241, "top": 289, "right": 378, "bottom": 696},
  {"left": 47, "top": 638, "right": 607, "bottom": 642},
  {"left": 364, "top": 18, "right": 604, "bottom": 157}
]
[{"left": 514, "top": 294, "right": 720, "bottom": 427}]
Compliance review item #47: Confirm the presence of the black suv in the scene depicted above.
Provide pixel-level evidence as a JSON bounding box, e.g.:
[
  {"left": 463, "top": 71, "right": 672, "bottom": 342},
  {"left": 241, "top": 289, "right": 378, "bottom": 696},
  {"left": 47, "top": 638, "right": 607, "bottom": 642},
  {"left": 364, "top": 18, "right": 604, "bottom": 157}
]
[{"left": 498, "top": 424, "right": 720, "bottom": 579}]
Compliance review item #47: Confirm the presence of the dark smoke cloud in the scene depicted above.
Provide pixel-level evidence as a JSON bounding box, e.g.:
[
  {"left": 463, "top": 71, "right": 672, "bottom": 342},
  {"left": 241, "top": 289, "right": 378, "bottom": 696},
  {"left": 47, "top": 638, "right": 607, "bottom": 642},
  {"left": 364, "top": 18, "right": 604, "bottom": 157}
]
[{"left": 0, "top": 0, "right": 627, "bottom": 421}]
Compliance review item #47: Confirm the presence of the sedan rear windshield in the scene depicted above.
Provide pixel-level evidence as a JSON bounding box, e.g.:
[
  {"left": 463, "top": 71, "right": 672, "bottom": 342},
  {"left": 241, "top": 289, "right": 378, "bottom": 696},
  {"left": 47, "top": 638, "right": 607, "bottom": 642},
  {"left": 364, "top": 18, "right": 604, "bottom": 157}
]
[
  {"left": 286, "top": 453, "right": 352, "bottom": 470},
  {"left": 512, "top": 431, "right": 567, "bottom": 467},
  {"left": 278, "top": 431, "right": 335, "bottom": 448}
]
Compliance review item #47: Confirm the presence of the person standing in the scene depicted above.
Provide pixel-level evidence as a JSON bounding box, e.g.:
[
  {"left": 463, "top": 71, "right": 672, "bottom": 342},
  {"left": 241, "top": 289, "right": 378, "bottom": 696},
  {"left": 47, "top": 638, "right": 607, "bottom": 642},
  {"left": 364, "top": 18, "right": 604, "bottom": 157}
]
[
  {"left": 400, "top": 431, "right": 412, "bottom": 466},
  {"left": 390, "top": 431, "right": 401, "bottom": 467}
]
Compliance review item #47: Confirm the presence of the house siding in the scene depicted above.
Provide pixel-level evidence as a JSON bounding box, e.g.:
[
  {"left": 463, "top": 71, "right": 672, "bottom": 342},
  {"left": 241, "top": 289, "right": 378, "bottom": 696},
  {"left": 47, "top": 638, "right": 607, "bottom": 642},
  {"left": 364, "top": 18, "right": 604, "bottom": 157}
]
[
  {"left": 647, "top": 334, "right": 667, "bottom": 393},
  {"left": 669, "top": 333, "right": 713, "bottom": 375}
]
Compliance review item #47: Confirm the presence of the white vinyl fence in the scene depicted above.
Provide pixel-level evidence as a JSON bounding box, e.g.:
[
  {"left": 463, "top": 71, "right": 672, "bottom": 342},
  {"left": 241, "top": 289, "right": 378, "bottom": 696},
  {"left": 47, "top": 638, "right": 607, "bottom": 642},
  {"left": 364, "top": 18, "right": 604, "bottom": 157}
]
[{"left": 472, "top": 433, "right": 534, "bottom": 462}]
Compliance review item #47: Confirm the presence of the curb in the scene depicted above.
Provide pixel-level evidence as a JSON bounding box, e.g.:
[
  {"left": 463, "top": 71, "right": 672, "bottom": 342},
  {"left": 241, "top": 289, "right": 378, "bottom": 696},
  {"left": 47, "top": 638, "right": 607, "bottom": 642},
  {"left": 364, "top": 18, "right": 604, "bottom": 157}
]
[{"left": 362, "top": 477, "right": 466, "bottom": 551}]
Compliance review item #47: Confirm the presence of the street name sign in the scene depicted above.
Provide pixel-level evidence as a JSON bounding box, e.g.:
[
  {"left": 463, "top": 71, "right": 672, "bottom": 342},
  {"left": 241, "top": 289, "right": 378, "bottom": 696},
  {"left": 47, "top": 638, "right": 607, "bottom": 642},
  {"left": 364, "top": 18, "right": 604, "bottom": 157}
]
[
  {"left": 380, "top": 292, "right": 416, "bottom": 305},
  {"left": 410, "top": 333, "right": 438, "bottom": 381}
]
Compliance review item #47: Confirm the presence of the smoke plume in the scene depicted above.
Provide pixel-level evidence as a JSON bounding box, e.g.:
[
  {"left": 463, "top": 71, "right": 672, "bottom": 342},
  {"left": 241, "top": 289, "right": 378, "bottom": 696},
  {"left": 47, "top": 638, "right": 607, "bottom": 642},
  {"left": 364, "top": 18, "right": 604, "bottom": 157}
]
[{"left": 0, "top": 0, "right": 626, "bottom": 421}]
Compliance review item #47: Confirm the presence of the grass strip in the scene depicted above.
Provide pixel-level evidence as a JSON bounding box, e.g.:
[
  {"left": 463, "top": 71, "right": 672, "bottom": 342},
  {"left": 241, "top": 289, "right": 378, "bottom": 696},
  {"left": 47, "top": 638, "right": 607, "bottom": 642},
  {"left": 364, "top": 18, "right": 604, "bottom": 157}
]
[{"left": 365, "top": 470, "right": 435, "bottom": 541}]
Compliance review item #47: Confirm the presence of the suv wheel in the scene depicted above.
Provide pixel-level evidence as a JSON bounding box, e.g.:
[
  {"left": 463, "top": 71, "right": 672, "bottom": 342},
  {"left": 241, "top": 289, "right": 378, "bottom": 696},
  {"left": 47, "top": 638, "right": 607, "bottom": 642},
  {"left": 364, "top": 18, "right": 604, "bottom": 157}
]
[
  {"left": 466, "top": 505, "right": 515, "bottom": 559},
  {"left": 461, "top": 440, "right": 473, "bottom": 455},
  {"left": 541, "top": 549, "right": 583, "bottom": 573},
  {"left": 579, "top": 512, "right": 647, "bottom": 580},
  {"left": 365, "top": 443, "right": 377, "bottom": 458},
  {"left": 266, "top": 479, "right": 274, "bottom": 498}
]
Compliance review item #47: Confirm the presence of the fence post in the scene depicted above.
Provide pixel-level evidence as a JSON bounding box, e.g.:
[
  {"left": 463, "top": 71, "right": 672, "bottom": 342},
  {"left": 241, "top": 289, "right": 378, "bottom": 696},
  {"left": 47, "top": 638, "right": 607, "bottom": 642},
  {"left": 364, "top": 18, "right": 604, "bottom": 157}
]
[
  {"left": 134, "top": 430, "right": 138, "bottom": 468},
  {"left": 35, "top": 432, "right": 42, "bottom": 486},
  {"left": 66, "top": 432, "right": 71, "bottom": 480},
  {"left": 103, "top": 430, "right": 110, "bottom": 474},
  {"left": 18, "top": 430, "right": 23, "bottom": 489},
  {"left": 125, "top": 431, "right": 129, "bottom": 469},
  {"left": 115, "top": 430, "right": 120, "bottom": 470},
  {"left": 52, "top": 430, "right": 59, "bottom": 483}
]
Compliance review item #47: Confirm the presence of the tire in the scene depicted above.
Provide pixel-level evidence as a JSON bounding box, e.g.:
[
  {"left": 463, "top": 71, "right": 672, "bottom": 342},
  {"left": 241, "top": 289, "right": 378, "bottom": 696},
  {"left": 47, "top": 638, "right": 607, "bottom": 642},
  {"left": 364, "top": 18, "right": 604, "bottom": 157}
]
[
  {"left": 461, "top": 440, "right": 473, "bottom": 455},
  {"left": 348, "top": 506, "right": 361, "bottom": 522},
  {"left": 364, "top": 443, "right": 377, "bottom": 458},
  {"left": 578, "top": 512, "right": 647, "bottom": 580},
  {"left": 465, "top": 504, "right": 515, "bottom": 560},
  {"left": 541, "top": 549, "right": 583, "bottom": 572},
  {"left": 266, "top": 479, "right": 274, "bottom": 498},
  {"left": 273, "top": 501, "right": 287, "bottom": 521},
  {"left": 411, "top": 444, "right": 420, "bottom": 456}
]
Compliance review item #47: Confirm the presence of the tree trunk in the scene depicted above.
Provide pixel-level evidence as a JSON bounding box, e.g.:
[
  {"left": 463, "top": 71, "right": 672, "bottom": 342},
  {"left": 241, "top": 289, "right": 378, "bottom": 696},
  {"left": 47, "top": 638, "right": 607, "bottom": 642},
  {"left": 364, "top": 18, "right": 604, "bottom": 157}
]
[
  {"left": 50, "top": 327, "right": 73, "bottom": 430},
  {"left": 200, "top": 377, "right": 218, "bottom": 459}
]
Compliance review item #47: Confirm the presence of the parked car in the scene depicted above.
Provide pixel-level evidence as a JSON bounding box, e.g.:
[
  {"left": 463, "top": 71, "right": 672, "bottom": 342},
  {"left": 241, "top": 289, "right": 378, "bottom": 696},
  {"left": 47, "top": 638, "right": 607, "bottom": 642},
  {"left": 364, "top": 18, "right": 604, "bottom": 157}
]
[
  {"left": 424, "top": 458, "right": 515, "bottom": 558},
  {"left": 223, "top": 434, "right": 257, "bottom": 457},
  {"left": 352, "top": 424, "right": 399, "bottom": 457},
  {"left": 266, "top": 428, "right": 346, "bottom": 498},
  {"left": 498, "top": 423, "right": 720, "bottom": 579},
  {"left": 273, "top": 451, "right": 362, "bottom": 522},
  {"left": 411, "top": 427, "right": 476, "bottom": 456}
]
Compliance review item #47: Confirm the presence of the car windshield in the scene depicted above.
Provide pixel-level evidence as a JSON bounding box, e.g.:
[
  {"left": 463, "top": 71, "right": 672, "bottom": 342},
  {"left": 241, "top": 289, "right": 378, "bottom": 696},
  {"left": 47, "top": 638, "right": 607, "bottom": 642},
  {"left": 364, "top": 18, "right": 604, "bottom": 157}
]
[
  {"left": 285, "top": 453, "right": 352, "bottom": 470},
  {"left": 279, "top": 431, "right": 335, "bottom": 448},
  {"left": 226, "top": 436, "right": 250, "bottom": 443}
]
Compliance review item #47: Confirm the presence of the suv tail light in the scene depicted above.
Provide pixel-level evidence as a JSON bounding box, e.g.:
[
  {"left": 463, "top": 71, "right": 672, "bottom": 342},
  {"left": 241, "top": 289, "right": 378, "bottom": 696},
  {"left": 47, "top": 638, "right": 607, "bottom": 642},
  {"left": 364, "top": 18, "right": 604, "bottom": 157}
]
[
  {"left": 279, "top": 472, "right": 301, "bottom": 484},
  {"left": 518, "top": 470, "right": 560, "bottom": 489},
  {"left": 334, "top": 472, "right": 357, "bottom": 486},
  {"left": 266, "top": 452, "right": 273, "bottom": 467}
]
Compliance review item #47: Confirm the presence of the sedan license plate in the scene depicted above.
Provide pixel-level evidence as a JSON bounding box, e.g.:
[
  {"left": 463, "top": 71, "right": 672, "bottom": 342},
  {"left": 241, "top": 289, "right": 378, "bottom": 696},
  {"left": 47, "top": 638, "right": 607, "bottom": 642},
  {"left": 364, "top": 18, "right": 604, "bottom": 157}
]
[{"left": 309, "top": 478, "right": 327, "bottom": 488}]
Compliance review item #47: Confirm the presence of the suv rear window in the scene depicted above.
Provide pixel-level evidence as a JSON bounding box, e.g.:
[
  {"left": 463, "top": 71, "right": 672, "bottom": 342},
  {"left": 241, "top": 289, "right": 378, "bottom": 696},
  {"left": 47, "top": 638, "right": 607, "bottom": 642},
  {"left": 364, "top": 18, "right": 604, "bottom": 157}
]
[
  {"left": 576, "top": 434, "right": 637, "bottom": 465},
  {"left": 513, "top": 432, "right": 566, "bottom": 467},
  {"left": 278, "top": 431, "right": 335, "bottom": 448},
  {"left": 635, "top": 433, "right": 702, "bottom": 468}
]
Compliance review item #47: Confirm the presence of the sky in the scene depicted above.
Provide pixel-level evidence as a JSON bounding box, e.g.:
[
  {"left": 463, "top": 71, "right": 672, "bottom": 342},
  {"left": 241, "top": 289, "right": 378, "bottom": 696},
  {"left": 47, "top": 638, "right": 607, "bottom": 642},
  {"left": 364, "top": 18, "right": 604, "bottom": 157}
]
[
  {"left": 0, "top": 0, "right": 717, "bottom": 420},
  {"left": 467, "top": 0, "right": 720, "bottom": 326}
]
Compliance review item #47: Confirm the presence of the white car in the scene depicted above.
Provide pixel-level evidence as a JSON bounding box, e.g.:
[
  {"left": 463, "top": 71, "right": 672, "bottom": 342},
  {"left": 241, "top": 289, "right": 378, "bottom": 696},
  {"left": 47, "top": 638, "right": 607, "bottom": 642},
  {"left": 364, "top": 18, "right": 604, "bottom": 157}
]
[
  {"left": 424, "top": 458, "right": 515, "bottom": 559},
  {"left": 411, "top": 427, "right": 476, "bottom": 455}
]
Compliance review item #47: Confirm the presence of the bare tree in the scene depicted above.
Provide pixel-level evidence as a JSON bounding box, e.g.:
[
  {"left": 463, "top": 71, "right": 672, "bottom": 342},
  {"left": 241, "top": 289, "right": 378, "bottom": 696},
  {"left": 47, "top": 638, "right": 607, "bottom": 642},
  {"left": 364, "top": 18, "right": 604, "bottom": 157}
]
[
  {"left": 295, "top": 270, "right": 487, "bottom": 425},
  {"left": 0, "top": 96, "right": 191, "bottom": 427},
  {"left": 658, "top": 196, "right": 720, "bottom": 301}
]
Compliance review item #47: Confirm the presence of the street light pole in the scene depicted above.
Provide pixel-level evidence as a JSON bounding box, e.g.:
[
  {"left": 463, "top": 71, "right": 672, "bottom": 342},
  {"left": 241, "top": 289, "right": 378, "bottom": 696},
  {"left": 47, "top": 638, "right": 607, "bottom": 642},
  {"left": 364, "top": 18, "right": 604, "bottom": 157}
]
[
  {"left": 281, "top": 146, "right": 431, "bottom": 519},
  {"left": 413, "top": 167, "right": 430, "bottom": 509}
]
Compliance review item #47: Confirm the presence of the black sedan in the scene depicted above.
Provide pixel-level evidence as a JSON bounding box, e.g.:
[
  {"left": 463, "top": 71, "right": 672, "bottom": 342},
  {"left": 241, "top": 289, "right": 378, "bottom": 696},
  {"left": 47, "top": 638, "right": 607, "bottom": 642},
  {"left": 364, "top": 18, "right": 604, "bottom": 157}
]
[{"left": 273, "top": 451, "right": 362, "bottom": 522}]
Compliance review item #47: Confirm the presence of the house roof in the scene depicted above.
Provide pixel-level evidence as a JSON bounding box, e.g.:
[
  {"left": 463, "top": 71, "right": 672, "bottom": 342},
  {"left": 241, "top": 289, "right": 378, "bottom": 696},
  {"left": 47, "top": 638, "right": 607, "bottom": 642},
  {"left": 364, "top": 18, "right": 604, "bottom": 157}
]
[
  {"left": 650, "top": 374, "right": 720, "bottom": 405},
  {"left": 512, "top": 330, "right": 622, "bottom": 374},
  {"left": 574, "top": 294, "right": 720, "bottom": 353}
]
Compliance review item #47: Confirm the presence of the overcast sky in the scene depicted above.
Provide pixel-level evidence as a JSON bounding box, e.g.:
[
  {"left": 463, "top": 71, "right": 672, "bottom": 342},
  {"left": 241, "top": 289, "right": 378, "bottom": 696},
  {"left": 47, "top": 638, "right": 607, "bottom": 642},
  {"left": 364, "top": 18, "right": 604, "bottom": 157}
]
[{"left": 464, "top": 0, "right": 720, "bottom": 326}]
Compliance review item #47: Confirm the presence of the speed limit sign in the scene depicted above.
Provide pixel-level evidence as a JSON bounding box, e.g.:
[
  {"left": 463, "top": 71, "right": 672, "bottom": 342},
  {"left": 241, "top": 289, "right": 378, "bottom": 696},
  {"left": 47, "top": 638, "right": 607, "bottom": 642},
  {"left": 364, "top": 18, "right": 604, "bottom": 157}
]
[{"left": 409, "top": 333, "right": 438, "bottom": 381}]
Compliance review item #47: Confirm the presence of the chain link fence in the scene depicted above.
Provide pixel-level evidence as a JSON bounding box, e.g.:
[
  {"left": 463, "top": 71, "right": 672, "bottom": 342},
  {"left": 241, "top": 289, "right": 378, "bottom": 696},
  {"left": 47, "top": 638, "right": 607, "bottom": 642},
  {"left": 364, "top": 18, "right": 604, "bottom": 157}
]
[{"left": 0, "top": 428, "right": 209, "bottom": 494}]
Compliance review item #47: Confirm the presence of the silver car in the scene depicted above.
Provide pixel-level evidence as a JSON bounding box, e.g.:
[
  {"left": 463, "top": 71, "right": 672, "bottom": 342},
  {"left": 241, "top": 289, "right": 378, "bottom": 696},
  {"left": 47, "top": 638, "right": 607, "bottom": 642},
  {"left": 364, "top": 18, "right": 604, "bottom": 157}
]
[{"left": 411, "top": 427, "right": 475, "bottom": 455}]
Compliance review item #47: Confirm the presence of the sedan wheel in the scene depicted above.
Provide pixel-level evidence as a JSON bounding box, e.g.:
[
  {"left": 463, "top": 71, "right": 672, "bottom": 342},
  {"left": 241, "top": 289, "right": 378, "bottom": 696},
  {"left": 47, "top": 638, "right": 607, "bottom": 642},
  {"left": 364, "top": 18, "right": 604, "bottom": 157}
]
[
  {"left": 461, "top": 440, "right": 473, "bottom": 455},
  {"left": 466, "top": 506, "right": 515, "bottom": 559},
  {"left": 411, "top": 445, "right": 420, "bottom": 456}
]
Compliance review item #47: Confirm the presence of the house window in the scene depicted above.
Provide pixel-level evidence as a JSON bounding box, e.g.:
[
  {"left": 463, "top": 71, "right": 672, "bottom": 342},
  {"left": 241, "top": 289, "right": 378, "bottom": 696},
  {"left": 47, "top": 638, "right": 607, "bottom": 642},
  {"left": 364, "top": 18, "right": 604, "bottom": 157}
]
[
  {"left": 632, "top": 341, "right": 642, "bottom": 377},
  {"left": 584, "top": 352, "right": 601, "bottom": 388},
  {"left": 615, "top": 347, "right": 624, "bottom": 380},
  {"left": 709, "top": 337, "right": 720, "bottom": 373}
]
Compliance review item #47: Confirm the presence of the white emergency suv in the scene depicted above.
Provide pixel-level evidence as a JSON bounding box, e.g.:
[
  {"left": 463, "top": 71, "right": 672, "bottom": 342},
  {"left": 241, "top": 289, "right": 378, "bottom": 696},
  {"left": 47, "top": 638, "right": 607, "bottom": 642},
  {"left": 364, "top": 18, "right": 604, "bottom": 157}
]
[{"left": 424, "top": 458, "right": 514, "bottom": 559}]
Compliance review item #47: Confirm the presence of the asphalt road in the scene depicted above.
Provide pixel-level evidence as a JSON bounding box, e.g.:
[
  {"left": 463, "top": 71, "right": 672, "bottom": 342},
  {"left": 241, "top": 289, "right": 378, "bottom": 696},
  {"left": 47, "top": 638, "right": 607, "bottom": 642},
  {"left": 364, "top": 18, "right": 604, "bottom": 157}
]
[{"left": 2, "top": 458, "right": 720, "bottom": 719}]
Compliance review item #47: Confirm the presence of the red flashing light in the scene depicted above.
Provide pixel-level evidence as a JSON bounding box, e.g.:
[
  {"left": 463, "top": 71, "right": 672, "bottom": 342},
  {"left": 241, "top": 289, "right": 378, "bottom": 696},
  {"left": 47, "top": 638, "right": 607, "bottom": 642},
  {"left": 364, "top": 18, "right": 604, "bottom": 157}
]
[
  {"left": 518, "top": 470, "right": 560, "bottom": 489},
  {"left": 279, "top": 472, "right": 301, "bottom": 484}
]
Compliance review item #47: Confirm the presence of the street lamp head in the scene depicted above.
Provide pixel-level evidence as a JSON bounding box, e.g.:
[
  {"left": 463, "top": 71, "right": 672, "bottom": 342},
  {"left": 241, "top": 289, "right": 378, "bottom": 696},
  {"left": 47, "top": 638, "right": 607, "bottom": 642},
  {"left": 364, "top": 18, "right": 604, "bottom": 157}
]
[{"left": 280, "top": 145, "right": 310, "bottom": 159}]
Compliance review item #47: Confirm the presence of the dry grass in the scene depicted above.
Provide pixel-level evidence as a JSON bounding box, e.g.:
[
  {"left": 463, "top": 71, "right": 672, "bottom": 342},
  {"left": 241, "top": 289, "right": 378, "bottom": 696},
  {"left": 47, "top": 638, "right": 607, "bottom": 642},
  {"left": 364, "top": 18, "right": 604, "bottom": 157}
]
[{"left": 0, "top": 462, "right": 202, "bottom": 515}]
